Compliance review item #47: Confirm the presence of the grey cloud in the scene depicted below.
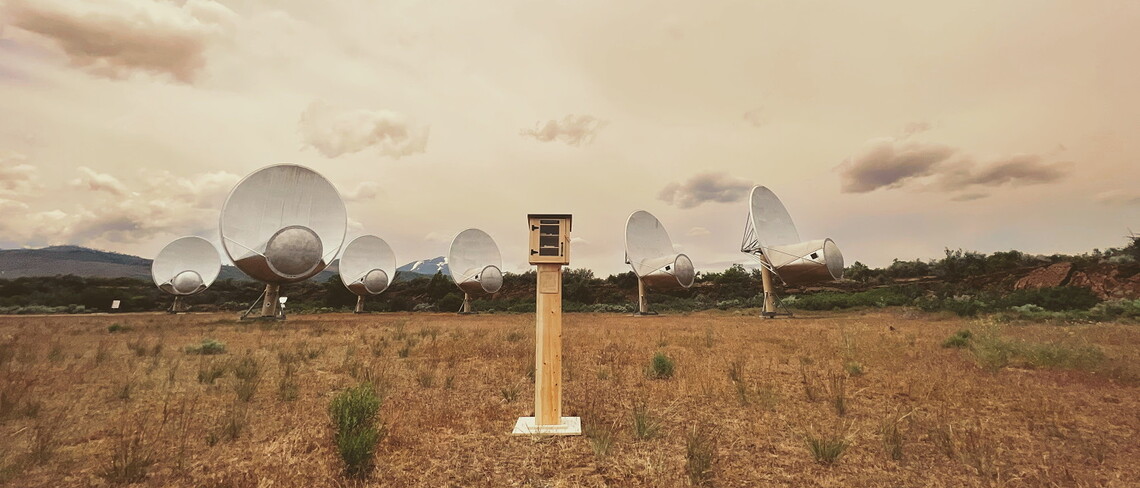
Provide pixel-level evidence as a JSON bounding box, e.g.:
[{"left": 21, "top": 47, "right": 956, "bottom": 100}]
[
  {"left": 838, "top": 138, "right": 956, "bottom": 193},
  {"left": 299, "top": 101, "right": 430, "bottom": 159},
  {"left": 658, "top": 172, "right": 752, "bottom": 209},
  {"left": 839, "top": 137, "right": 1071, "bottom": 195},
  {"left": 4, "top": 0, "right": 235, "bottom": 83},
  {"left": 1095, "top": 190, "right": 1140, "bottom": 207},
  {"left": 520, "top": 114, "right": 605, "bottom": 146},
  {"left": 900, "top": 121, "right": 932, "bottom": 138},
  {"left": 943, "top": 154, "right": 1068, "bottom": 188},
  {"left": 950, "top": 192, "right": 989, "bottom": 202}
]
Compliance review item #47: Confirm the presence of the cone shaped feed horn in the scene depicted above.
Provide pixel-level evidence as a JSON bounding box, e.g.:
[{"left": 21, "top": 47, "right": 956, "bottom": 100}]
[
  {"left": 624, "top": 211, "right": 694, "bottom": 289},
  {"left": 152, "top": 236, "right": 221, "bottom": 296},
  {"left": 741, "top": 185, "right": 843, "bottom": 286},
  {"left": 339, "top": 235, "right": 396, "bottom": 296},
  {"left": 220, "top": 164, "right": 347, "bottom": 284},
  {"left": 447, "top": 229, "right": 503, "bottom": 302}
]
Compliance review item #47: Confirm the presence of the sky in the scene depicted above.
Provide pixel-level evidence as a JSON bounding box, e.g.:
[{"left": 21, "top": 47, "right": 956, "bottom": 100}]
[{"left": 0, "top": 0, "right": 1138, "bottom": 276}]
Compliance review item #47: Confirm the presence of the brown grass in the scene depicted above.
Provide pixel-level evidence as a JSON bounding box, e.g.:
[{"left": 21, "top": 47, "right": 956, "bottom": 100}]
[{"left": 0, "top": 309, "right": 1137, "bottom": 486}]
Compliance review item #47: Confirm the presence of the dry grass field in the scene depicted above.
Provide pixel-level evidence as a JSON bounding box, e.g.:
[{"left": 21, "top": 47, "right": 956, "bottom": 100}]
[{"left": 1, "top": 309, "right": 1139, "bottom": 487}]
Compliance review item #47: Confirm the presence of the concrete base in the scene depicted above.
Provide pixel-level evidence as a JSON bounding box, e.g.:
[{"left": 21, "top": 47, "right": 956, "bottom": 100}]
[
  {"left": 511, "top": 416, "right": 582, "bottom": 436},
  {"left": 631, "top": 312, "right": 659, "bottom": 317}
]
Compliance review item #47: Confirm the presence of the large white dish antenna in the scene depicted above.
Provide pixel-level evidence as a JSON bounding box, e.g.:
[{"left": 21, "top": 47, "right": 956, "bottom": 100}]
[
  {"left": 151, "top": 236, "right": 221, "bottom": 296},
  {"left": 220, "top": 163, "right": 347, "bottom": 284},
  {"left": 339, "top": 235, "right": 396, "bottom": 296},
  {"left": 741, "top": 185, "right": 843, "bottom": 286},
  {"left": 624, "top": 210, "right": 695, "bottom": 290},
  {"left": 447, "top": 229, "right": 503, "bottom": 295}
]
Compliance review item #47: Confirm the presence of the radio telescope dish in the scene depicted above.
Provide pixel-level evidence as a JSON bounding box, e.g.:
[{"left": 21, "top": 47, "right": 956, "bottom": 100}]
[
  {"left": 624, "top": 210, "right": 694, "bottom": 315},
  {"left": 339, "top": 235, "right": 397, "bottom": 313},
  {"left": 740, "top": 185, "right": 844, "bottom": 317},
  {"left": 220, "top": 163, "right": 347, "bottom": 319},
  {"left": 151, "top": 236, "right": 221, "bottom": 313},
  {"left": 447, "top": 228, "right": 503, "bottom": 313}
]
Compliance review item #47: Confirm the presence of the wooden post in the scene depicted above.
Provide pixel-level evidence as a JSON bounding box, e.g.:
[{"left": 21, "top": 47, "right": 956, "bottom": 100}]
[
  {"left": 355, "top": 295, "right": 365, "bottom": 313},
  {"left": 760, "top": 265, "right": 776, "bottom": 317},
  {"left": 534, "top": 264, "right": 563, "bottom": 425},
  {"left": 261, "top": 284, "right": 280, "bottom": 318}
]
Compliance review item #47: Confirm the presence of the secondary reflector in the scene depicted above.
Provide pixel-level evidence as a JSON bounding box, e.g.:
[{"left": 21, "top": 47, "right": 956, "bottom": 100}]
[
  {"left": 447, "top": 228, "right": 503, "bottom": 302},
  {"left": 625, "top": 210, "right": 695, "bottom": 289},
  {"left": 339, "top": 235, "right": 396, "bottom": 296},
  {"left": 220, "top": 163, "right": 347, "bottom": 284},
  {"left": 741, "top": 185, "right": 843, "bottom": 286},
  {"left": 152, "top": 236, "right": 221, "bottom": 296}
]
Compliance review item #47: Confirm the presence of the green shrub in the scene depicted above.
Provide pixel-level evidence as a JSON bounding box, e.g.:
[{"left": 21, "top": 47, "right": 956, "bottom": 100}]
[
  {"left": 184, "top": 339, "right": 226, "bottom": 355},
  {"left": 329, "top": 383, "right": 383, "bottom": 477},
  {"left": 941, "top": 329, "right": 972, "bottom": 349},
  {"left": 646, "top": 352, "right": 675, "bottom": 379},
  {"left": 107, "top": 324, "right": 130, "bottom": 333}
]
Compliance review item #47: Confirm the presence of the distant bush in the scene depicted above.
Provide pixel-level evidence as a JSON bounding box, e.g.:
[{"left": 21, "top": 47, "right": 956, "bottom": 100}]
[
  {"left": 184, "top": 339, "right": 226, "bottom": 355},
  {"left": 792, "top": 287, "right": 918, "bottom": 311},
  {"left": 646, "top": 352, "right": 675, "bottom": 379},
  {"left": 1088, "top": 299, "right": 1140, "bottom": 320},
  {"left": 329, "top": 383, "right": 384, "bottom": 477},
  {"left": 941, "top": 330, "right": 972, "bottom": 348},
  {"left": 998, "top": 287, "right": 1100, "bottom": 311}
]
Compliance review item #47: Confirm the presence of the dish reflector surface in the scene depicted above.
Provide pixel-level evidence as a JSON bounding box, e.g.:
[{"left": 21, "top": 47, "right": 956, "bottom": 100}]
[
  {"left": 624, "top": 210, "right": 695, "bottom": 289},
  {"left": 448, "top": 229, "right": 503, "bottom": 294},
  {"left": 745, "top": 186, "right": 799, "bottom": 250},
  {"left": 151, "top": 236, "right": 220, "bottom": 296},
  {"left": 339, "top": 235, "right": 397, "bottom": 296},
  {"left": 220, "top": 164, "right": 347, "bottom": 284}
]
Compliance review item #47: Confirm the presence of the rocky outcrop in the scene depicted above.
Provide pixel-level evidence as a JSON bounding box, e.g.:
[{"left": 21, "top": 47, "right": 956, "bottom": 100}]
[
  {"left": 1069, "top": 266, "right": 1140, "bottom": 300},
  {"left": 1013, "top": 262, "right": 1073, "bottom": 290}
]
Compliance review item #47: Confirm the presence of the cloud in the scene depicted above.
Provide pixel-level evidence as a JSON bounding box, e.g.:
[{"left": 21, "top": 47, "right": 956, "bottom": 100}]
[
  {"left": 950, "top": 192, "right": 989, "bottom": 202},
  {"left": 3, "top": 0, "right": 235, "bottom": 83},
  {"left": 838, "top": 137, "right": 1070, "bottom": 196},
  {"left": 342, "top": 181, "right": 382, "bottom": 202},
  {"left": 1095, "top": 190, "right": 1140, "bottom": 207},
  {"left": 2, "top": 168, "right": 240, "bottom": 246},
  {"left": 658, "top": 172, "right": 752, "bottom": 209},
  {"left": 742, "top": 108, "right": 766, "bottom": 127},
  {"left": 71, "top": 166, "right": 130, "bottom": 196},
  {"left": 0, "top": 152, "right": 39, "bottom": 196},
  {"left": 686, "top": 227, "right": 711, "bottom": 236},
  {"left": 837, "top": 138, "right": 956, "bottom": 193},
  {"left": 520, "top": 114, "right": 605, "bottom": 146},
  {"left": 299, "top": 101, "right": 430, "bottom": 159},
  {"left": 940, "top": 154, "right": 1068, "bottom": 188},
  {"left": 423, "top": 231, "right": 451, "bottom": 244},
  {"left": 900, "top": 121, "right": 932, "bottom": 138},
  {"left": 0, "top": 198, "right": 30, "bottom": 212}
]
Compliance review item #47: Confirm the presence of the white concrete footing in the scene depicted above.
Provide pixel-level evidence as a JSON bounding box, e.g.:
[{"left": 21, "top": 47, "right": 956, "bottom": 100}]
[{"left": 511, "top": 416, "right": 582, "bottom": 436}]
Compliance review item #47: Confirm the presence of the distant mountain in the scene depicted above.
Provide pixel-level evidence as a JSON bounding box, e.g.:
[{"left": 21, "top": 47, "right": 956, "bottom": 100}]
[
  {"left": 0, "top": 245, "right": 334, "bottom": 282},
  {"left": 396, "top": 256, "right": 448, "bottom": 280}
]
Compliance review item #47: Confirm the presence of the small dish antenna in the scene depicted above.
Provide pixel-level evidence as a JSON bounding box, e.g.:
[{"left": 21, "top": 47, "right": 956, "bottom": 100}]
[
  {"left": 220, "top": 163, "right": 347, "bottom": 320},
  {"left": 624, "top": 210, "right": 694, "bottom": 315},
  {"left": 339, "top": 235, "right": 397, "bottom": 313},
  {"left": 151, "top": 236, "right": 221, "bottom": 313},
  {"left": 447, "top": 228, "right": 503, "bottom": 314},
  {"left": 740, "top": 186, "right": 844, "bottom": 317}
]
